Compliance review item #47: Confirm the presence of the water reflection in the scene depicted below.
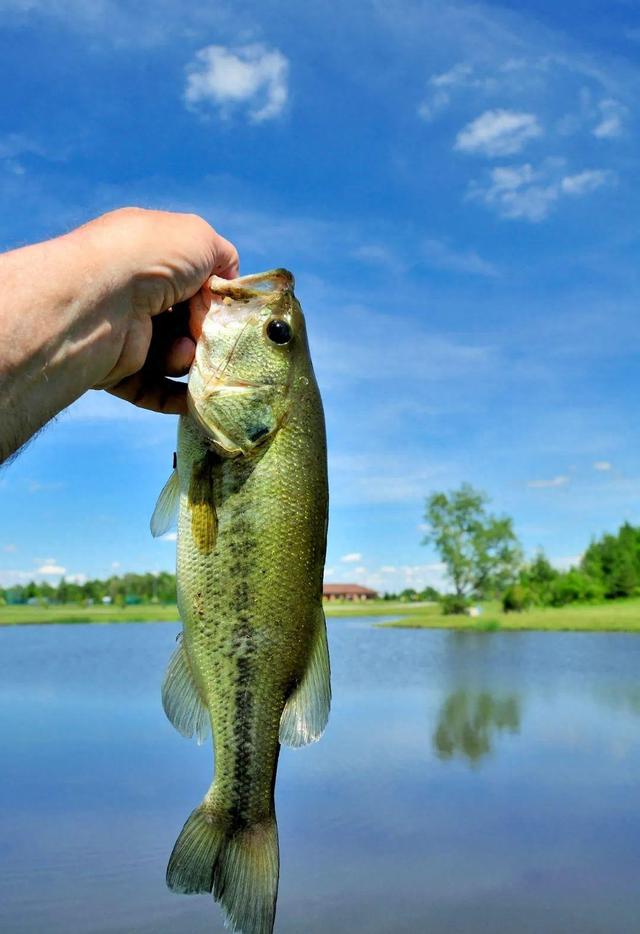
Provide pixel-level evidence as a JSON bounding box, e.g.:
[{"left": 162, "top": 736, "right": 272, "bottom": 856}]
[
  {"left": 433, "top": 690, "right": 520, "bottom": 764},
  {"left": 2, "top": 623, "right": 640, "bottom": 933}
]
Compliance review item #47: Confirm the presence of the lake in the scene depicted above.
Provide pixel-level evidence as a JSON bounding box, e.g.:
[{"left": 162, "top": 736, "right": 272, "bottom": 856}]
[{"left": 1, "top": 620, "right": 639, "bottom": 933}]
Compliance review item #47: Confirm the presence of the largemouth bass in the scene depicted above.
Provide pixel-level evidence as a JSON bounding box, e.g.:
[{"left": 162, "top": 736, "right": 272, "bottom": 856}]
[{"left": 150, "top": 269, "right": 330, "bottom": 934}]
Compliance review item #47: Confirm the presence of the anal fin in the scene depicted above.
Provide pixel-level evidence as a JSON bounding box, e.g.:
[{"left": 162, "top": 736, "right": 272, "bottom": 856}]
[
  {"left": 162, "top": 634, "right": 210, "bottom": 744},
  {"left": 279, "top": 610, "right": 331, "bottom": 747}
]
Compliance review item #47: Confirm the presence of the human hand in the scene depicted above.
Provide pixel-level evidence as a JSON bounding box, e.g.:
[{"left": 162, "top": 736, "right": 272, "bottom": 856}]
[{"left": 85, "top": 207, "right": 239, "bottom": 414}]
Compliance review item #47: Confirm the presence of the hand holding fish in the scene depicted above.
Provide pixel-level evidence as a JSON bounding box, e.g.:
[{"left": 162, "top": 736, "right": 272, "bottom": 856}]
[{"left": 0, "top": 207, "right": 239, "bottom": 463}]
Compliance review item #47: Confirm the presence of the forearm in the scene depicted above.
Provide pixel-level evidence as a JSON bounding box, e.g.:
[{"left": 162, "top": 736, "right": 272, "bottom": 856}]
[{"left": 0, "top": 224, "right": 126, "bottom": 462}]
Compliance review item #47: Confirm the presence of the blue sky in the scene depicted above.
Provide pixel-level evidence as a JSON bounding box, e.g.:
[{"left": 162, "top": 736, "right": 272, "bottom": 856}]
[{"left": 1, "top": 0, "right": 640, "bottom": 594}]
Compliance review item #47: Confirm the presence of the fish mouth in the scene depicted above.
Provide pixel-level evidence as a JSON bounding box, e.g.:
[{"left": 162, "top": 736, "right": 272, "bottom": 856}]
[{"left": 207, "top": 268, "right": 294, "bottom": 302}]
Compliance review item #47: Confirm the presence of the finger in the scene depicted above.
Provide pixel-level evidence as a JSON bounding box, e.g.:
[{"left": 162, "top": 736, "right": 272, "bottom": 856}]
[
  {"left": 164, "top": 336, "right": 195, "bottom": 376},
  {"left": 188, "top": 284, "right": 213, "bottom": 341},
  {"left": 106, "top": 373, "right": 188, "bottom": 415},
  {"left": 212, "top": 233, "right": 240, "bottom": 280}
]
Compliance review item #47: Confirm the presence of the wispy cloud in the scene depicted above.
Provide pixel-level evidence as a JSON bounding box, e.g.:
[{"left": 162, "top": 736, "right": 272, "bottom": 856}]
[
  {"left": 418, "top": 61, "right": 495, "bottom": 120},
  {"left": 593, "top": 99, "right": 627, "bottom": 139},
  {"left": 560, "top": 169, "right": 613, "bottom": 195},
  {"left": 422, "top": 238, "right": 499, "bottom": 277},
  {"left": 184, "top": 44, "right": 289, "bottom": 122},
  {"left": 340, "top": 552, "right": 362, "bottom": 563},
  {"left": 314, "top": 303, "right": 496, "bottom": 387},
  {"left": 468, "top": 161, "right": 615, "bottom": 221},
  {"left": 159, "top": 531, "right": 177, "bottom": 542},
  {"left": 36, "top": 559, "right": 66, "bottom": 574},
  {"left": 329, "top": 451, "right": 455, "bottom": 506},
  {"left": 455, "top": 109, "right": 543, "bottom": 157},
  {"left": 527, "top": 475, "right": 570, "bottom": 489},
  {"left": 593, "top": 461, "right": 612, "bottom": 472},
  {"left": 336, "top": 561, "right": 449, "bottom": 594}
]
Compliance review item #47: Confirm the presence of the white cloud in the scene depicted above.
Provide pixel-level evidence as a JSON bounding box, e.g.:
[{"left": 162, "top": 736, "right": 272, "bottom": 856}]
[
  {"left": 551, "top": 554, "right": 583, "bottom": 571},
  {"left": 184, "top": 44, "right": 288, "bottom": 122},
  {"left": 111, "top": 560, "right": 121, "bottom": 569},
  {"left": 593, "top": 99, "right": 626, "bottom": 139},
  {"left": 36, "top": 561, "right": 66, "bottom": 575},
  {"left": 352, "top": 243, "right": 398, "bottom": 266},
  {"left": 340, "top": 552, "right": 362, "bottom": 563},
  {"left": 431, "top": 62, "right": 475, "bottom": 89},
  {"left": 422, "top": 238, "right": 499, "bottom": 277},
  {"left": 159, "top": 531, "right": 177, "bottom": 542},
  {"left": 353, "top": 561, "right": 449, "bottom": 594},
  {"left": 593, "top": 461, "right": 612, "bottom": 471},
  {"left": 560, "top": 169, "right": 612, "bottom": 196},
  {"left": 418, "top": 62, "right": 497, "bottom": 121},
  {"left": 527, "top": 475, "right": 570, "bottom": 489},
  {"left": 455, "top": 109, "right": 542, "bottom": 157},
  {"left": 469, "top": 163, "right": 557, "bottom": 221},
  {"left": 469, "top": 161, "right": 615, "bottom": 222}
]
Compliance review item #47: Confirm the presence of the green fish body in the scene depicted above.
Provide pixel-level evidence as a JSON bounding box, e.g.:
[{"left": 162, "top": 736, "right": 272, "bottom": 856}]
[{"left": 151, "top": 270, "right": 330, "bottom": 934}]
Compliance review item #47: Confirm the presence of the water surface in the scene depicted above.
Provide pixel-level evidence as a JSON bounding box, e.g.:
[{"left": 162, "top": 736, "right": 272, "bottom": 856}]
[{"left": 1, "top": 621, "right": 639, "bottom": 933}]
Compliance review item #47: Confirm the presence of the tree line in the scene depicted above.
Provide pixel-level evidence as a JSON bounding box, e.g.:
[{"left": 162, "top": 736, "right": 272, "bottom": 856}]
[
  {"left": 422, "top": 483, "right": 640, "bottom": 613},
  {"left": 1, "top": 571, "right": 177, "bottom": 606}
]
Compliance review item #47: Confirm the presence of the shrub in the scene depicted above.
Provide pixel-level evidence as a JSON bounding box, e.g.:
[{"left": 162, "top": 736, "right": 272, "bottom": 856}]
[
  {"left": 440, "top": 594, "right": 469, "bottom": 615},
  {"left": 502, "top": 584, "right": 531, "bottom": 612},
  {"left": 548, "top": 570, "right": 604, "bottom": 607}
]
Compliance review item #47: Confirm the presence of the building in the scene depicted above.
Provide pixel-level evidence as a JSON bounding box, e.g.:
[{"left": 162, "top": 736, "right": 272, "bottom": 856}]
[{"left": 322, "top": 582, "right": 378, "bottom": 602}]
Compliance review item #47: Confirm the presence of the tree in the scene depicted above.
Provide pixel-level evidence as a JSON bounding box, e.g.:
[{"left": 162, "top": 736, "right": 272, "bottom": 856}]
[{"left": 423, "top": 483, "right": 522, "bottom": 599}]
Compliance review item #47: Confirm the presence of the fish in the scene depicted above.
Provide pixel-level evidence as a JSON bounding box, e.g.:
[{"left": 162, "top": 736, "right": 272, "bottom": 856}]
[{"left": 150, "top": 268, "right": 330, "bottom": 934}]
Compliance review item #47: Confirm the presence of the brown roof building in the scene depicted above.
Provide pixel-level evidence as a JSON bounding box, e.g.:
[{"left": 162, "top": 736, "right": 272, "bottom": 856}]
[{"left": 323, "top": 582, "right": 378, "bottom": 601}]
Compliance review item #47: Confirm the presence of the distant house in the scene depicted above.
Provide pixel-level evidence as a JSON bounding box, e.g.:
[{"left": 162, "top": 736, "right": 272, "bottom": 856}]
[{"left": 323, "top": 582, "right": 378, "bottom": 602}]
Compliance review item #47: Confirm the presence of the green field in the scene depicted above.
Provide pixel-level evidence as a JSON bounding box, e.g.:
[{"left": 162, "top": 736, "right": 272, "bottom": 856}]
[{"left": 2, "top": 598, "right": 640, "bottom": 631}]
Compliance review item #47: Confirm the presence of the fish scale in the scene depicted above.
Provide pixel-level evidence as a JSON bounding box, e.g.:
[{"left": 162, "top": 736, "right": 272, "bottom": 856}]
[{"left": 151, "top": 269, "right": 330, "bottom": 934}]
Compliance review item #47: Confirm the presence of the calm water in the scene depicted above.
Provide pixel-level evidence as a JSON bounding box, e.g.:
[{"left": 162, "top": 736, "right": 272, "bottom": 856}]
[{"left": 1, "top": 621, "right": 640, "bottom": 933}]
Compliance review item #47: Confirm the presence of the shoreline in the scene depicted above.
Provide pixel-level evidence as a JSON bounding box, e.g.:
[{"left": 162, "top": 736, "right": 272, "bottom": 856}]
[{"left": 2, "top": 598, "right": 640, "bottom": 632}]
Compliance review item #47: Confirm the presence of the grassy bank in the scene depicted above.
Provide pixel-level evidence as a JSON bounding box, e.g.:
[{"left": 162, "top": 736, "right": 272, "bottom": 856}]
[
  {"left": 0, "top": 604, "right": 180, "bottom": 625},
  {"left": 2, "top": 598, "right": 640, "bottom": 631},
  {"left": 376, "top": 598, "right": 640, "bottom": 632}
]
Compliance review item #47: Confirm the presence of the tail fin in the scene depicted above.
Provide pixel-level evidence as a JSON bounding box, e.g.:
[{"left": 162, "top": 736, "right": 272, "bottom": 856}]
[{"left": 166, "top": 803, "right": 279, "bottom": 934}]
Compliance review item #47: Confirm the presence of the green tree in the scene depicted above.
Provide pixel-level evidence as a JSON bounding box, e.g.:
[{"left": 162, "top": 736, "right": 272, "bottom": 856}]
[{"left": 422, "top": 483, "right": 522, "bottom": 600}]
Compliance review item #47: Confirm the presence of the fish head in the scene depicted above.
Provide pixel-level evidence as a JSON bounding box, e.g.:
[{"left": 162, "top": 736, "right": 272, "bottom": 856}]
[{"left": 188, "top": 269, "right": 309, "bottom": 456}]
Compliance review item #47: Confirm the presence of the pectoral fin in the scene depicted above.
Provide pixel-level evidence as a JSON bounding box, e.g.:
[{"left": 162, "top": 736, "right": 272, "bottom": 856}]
[
  {"left": 150, "top": 469, "right": 180, "bottom": 537},
  {"left": 162, "top": 634, "right": 210, "bottom": 744},
  {"left": 279, "top": 611, "right": 331, "bottom": 747},
  {"left": 189, "top": 455, "right": 218, "bottom": 555}
]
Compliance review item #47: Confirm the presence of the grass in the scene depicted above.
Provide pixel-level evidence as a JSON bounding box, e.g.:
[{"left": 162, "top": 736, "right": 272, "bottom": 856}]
[
  {"left": 2, "top": 598, "right": 640, "bottom": 632},
  {"left": 376, "top": 598, "right": 640, "bottom": 632},
  {"left": 0, "top": 603, "right": 180, "bottom": 626}
]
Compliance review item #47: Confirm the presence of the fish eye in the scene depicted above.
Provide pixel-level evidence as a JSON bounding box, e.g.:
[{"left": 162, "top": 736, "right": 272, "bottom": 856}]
[{"left": 266, "top": 318, "right": 292, "bottom": 345}]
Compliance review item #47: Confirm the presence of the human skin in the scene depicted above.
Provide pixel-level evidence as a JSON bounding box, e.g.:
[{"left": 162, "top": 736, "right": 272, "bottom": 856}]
[{"left": 0, "top": 207, "right": 239, "bottom": 464}]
